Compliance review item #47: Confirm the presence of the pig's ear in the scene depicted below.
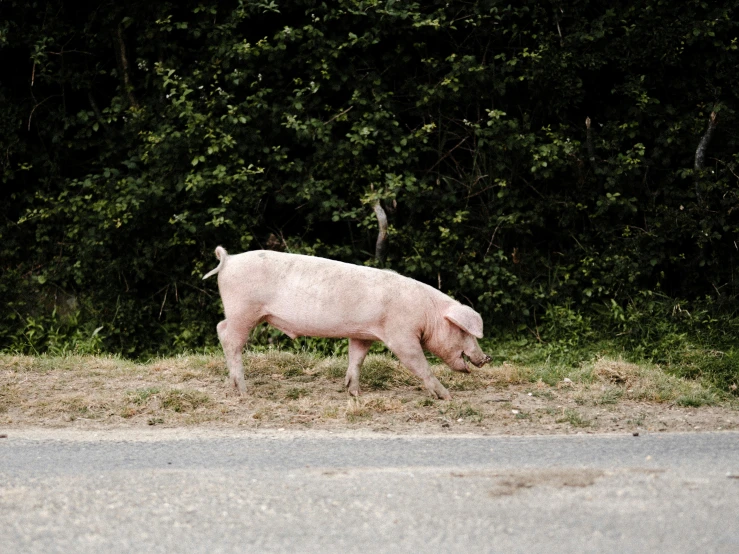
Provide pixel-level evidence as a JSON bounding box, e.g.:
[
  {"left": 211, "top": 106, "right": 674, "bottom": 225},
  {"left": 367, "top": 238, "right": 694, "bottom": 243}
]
[{"left": 444, "top": 304, "right": 484, "bottom": 338}]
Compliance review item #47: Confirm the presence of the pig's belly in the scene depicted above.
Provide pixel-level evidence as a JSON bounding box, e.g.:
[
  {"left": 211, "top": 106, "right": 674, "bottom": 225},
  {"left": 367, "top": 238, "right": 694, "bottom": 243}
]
[{"left": 264, "top": 313, "right": 381, "bottom": 342}]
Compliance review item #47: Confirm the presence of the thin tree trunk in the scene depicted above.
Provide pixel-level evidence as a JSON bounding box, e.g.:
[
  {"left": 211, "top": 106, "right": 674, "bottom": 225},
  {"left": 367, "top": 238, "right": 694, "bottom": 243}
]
[
  {"left": 694, "top": 110, "right": 718, "bottom": 202},
  {"left": 373, "top": 201, "right": 388, "bottom": 266},
  {"left": 115, "top": 25, "right": 139, "bottom": 109},
  {"left": 88, "top": 92, "right": 109, "bottom": 131},
  {"left": 585, "top": 116, "right": 597, "bottom": 173},
  {"left": 694, "top": 111, "right": 718, "bottom": 172}
]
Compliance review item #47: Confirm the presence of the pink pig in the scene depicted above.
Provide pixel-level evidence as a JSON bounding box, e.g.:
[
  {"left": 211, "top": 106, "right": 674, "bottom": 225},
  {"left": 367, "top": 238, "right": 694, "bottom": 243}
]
[{"left": 203, "top": 247, "right": 491, "bottom": 399}]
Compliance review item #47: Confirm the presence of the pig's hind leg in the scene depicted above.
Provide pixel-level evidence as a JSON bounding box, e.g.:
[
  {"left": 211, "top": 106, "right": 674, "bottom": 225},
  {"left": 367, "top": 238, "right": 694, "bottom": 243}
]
[
  {"left": 217, "top": 317, "right": 256, "bottom": 395},
  {"left": 386, "top": 339, "right": 452, "bottom": 400},
  {"left": 345, "top": 339, "right": 373, "bottom": 396}
]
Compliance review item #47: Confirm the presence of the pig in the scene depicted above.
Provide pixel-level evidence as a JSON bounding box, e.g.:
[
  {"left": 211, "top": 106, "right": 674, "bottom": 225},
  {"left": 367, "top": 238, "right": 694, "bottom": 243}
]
[{"left": 203, "top": 246, "right": 491, "bottom": 399}]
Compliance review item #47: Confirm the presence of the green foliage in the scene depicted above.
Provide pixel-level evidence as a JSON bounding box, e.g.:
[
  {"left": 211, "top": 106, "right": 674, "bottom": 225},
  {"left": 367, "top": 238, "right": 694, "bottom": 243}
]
[
  {"left": 483, "top": 293, "right": 739, "bottom": 395},
  {"left": 1, "top": 0, "right": 739, "bottom": 402},
  {"left": 8, "top": 309, "right": 105, "bottom": 356},
  {"left": 668, "top": 348, "right": 739, "bottom": 396}
]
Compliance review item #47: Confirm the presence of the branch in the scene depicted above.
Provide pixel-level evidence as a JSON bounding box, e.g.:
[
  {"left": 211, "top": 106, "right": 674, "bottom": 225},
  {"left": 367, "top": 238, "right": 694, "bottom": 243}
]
[
  {"left": 424, "top": 136, "right": 467, "bottom": 175},
  {"left": 694, "top": 111, "right": 718, "bottom": 172},
  {"left": 711, "top": 157, "right": 739, "bottom": 181},
  {"left": 483, "top": 221, "right": 502, "bottom": 259},
  {"left": 324, "top": 105, "right": 353, "bottom": 124},
  {"left": 372, "top": 200, "right": 388, "bottom": 266},
  {"left": 27, "top": 95, "right": 60, "bottom": 131},
  {"left": 47, "top": 49, "right": 93, "bottom": 56},
  {"left": 115, "top": 25, "right": 139, "bottom": 109},
  {"left": 694, "top": 110, "right": 718, "bottom": 203},
  {"left": 88, "top": 92, "right": 109, "bottom": 131},
  {"left": 585, "top": 116, "right": 597, "bottom": 172},
  {"left": 554, "top": 4, "right": 564, "bottom": 47},
  {"left": 158, "top": 285, "right": 168, "bottom": 320}
]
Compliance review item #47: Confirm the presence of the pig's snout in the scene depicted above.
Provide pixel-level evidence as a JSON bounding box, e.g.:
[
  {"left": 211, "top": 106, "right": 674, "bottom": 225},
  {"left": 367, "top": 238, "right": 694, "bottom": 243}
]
[
  {"left": 469, "top": 353, "right": 492, "bottom": 368},
  {"left": 456, "top": 351, "right": 491, "bottom": 372}
]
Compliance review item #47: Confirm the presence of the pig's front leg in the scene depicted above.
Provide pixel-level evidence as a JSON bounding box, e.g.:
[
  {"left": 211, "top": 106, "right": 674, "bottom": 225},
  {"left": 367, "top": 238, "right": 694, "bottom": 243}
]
[
  {"left": 345, "top": 338, "right": 373, "bottom": 396},
  {"left": 386, "top": 339, "right": 452, "bottom": 400}
]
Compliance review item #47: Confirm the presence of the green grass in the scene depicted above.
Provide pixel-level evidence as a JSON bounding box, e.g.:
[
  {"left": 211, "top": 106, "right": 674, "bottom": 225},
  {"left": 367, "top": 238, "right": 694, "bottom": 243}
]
[
  {"left": 557, "top": 408, "right": 591, "bottom": 428},
  {"left": 675, "top": 391, "right": 720, "bottom": 408},
  {"left": 286, "top": 387, "right": 310, "bottom": 400},
  {"left": 484, "top": 333, "right": 739, "bottom": 399},
  {"left": 594, "top": 388, "right": 623, "bottom": 405},
  {"left": 440, "top": 402, "right": 484, "bottom": 423},
  {"left": 127, "top": 387, "right": 161, "bottom": 405}
]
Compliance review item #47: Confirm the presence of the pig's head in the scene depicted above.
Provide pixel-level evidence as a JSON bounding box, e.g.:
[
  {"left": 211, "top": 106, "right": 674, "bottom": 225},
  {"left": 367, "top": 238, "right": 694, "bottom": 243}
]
[{"left": 429, "top": 303, "right": 492, "bottom": 372}]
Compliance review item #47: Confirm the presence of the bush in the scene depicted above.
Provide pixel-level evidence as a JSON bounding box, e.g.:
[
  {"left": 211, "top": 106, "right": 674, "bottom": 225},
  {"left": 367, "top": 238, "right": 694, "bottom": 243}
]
[{"left": 1, "top": 1, "right": 739, "bottom": 371}]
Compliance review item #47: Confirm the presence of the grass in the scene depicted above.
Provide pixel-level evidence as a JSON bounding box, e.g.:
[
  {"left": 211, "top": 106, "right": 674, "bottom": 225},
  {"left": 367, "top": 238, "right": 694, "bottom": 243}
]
[
  {"left": 594, "top": 388, "right": 623, "bottom": 405},
  {"left": 0, "top": 350, "right": 736, "bottom": 433},
  {"left": 440, "top": 402, "right": 484, "bottom": 423},
  {"left": 286, "top": 387, "right": 310, "bottom": 400},
  {"left": 127, "top": 387, "right": 161, "bottom": 405},
  {"left": 159, "top": 389, "right": 211, "bottom": 413},
  {"left": 674, "top": 391, "right": 719, "bottom": 408},
  {"left": 557, "top": 408, "right": 591, "bottom": 428}
]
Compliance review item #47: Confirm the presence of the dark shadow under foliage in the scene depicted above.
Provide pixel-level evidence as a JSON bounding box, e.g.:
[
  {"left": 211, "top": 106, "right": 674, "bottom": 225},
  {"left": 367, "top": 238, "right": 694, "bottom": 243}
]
[{"left": 2, "top": 1, "right": 739, "bottom": 392}]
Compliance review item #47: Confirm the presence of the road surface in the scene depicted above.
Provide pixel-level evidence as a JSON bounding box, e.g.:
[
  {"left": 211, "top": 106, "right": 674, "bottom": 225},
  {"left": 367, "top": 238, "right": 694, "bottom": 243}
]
[{"left": 1, "top": 429, "right": 738, "bottom": 553}]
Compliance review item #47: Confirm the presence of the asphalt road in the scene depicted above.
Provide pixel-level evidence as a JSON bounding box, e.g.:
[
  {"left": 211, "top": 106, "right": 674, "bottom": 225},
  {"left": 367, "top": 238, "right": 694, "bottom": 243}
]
[{"left": 1, "top": 429, "right": 738, "bottom": 553}]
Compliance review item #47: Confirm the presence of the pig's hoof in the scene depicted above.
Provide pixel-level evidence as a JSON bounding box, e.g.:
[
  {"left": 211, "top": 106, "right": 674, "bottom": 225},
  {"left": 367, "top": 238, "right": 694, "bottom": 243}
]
[
  {"left": 231, "top": 376, "right": 246, "bottom": 395},
  {"left": 345, "top": 378, "right": 361, "bottom": 397},
  {"left": 428, "top": 381, "right": 452, "bottom": 400}
]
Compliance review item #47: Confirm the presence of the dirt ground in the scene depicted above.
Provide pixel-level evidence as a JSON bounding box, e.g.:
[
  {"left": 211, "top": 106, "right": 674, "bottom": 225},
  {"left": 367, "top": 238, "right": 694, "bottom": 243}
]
[{"left": 1, "top": 352, "right": 737, "bottom": 435}]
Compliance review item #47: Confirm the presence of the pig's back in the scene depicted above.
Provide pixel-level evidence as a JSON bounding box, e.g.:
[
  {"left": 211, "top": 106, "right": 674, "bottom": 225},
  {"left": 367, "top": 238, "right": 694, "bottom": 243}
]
[{"left": 218, "top": 250, "right": 437, "bottom": 339}]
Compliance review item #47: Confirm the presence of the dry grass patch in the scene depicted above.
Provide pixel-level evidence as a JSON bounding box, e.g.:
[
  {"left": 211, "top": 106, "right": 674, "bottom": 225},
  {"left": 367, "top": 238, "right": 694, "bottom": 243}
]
[
  {"left": 489, "top": 362, "right": 533, "bottom": 385},
  {"left": 357, "top": 356, "right": 416, "bottom": 390},
  {"left": 245, "top": 350, "right": 320, "bottom": 378},
  {"left": 437, "top": 363, "right": 531, "bottom": 394},
  {"left": 0, "top": 352, "right": 736, "bottom": 433},
  {"left": 592, "top": 358, "right": 641, "bottom": 387},
  {"left": 0, "top": 354, "right": 222, "bottom": 426},
  {"left": 1, "top": 354, "right": 135, "bottom": 375},
  {"left": 345, "top": 396, "right": 405, "bottom": 419},
  {"left": 159, "top": 389, "right": 212, "bottom": 413}
]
